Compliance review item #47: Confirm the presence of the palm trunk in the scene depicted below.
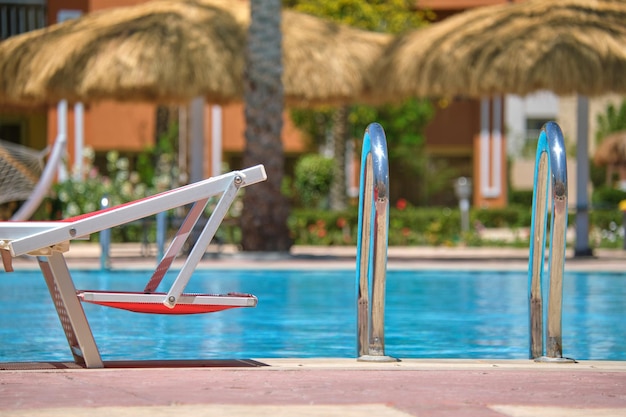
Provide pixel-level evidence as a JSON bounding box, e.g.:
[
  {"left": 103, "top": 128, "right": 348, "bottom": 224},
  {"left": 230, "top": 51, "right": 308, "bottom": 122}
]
[
  {"left": 329, "top": 105, "right": 348, "bottom": 210},
  {"left": 240, "top": 0, "right": 292, "bottom": 251}
]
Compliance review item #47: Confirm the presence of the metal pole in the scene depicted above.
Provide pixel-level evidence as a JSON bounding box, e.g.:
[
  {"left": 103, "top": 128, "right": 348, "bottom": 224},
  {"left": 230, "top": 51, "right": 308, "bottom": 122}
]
[
  {"left": 189, "top": 97, "right": 205, "bottom": 183},
  {"left": 156, "top": 210, "right": 166, "bottom": 262},
  {"left": 528, "top": 122, "right": 575, "bottom": 363},
  {"left": 356, "top": 123, "right": 396, "bottom": 362},
  {"left": 99, "top": 195, "right": 111, "bottom": 270},
  {"left": 528, "top": 152, "right": 548, "bottom": 359},
  {"left": 455, "top": 177, "right": 472, "bottom": 234},
  {"left": 368, "top": 196, "right": 389, "bottom": 356},
  {"left": 574, "top": 96, "right": 593, "bottom": 257},
  {"left": 620, "top": 200, "right": 626, "bottom": 251},
  {"left": 356, "top": 155, "right": 373, "bottom": 357},
  {"left": 545, "top": 122, "right": 569, "bottom": 360}
]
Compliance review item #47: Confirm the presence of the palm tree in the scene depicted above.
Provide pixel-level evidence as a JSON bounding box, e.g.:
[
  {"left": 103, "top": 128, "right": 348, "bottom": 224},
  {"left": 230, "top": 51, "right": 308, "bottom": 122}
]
[{"left": 240, "top": 0, "right": 292, "bottom": 251}]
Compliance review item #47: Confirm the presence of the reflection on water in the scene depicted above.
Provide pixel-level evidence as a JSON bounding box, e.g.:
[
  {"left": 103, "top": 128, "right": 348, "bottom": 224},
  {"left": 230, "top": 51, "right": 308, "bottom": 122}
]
[{"left": 0, "top": 268, "right": 623, "bottom": 362}]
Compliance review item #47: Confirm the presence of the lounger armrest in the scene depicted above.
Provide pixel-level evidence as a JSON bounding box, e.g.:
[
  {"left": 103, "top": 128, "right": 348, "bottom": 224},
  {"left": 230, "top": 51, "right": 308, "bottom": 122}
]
[{"left": 4, "top": 165, "right": 267, "bottom": 257}]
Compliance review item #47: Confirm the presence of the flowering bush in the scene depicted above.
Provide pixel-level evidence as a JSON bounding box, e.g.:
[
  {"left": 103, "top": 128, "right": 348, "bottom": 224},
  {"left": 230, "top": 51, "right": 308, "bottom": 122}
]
[
  {"left": 288, "top": 209, "right": 358, "bottom": 245},
  {"left": 54, "top": 149, "right": 151, "bottom": 219},
  {"left": 49, "top": 149, "right": 154, "bottom": 242},
  {"left": 289, "top": 206, "right": 463, "bottom": 246}
]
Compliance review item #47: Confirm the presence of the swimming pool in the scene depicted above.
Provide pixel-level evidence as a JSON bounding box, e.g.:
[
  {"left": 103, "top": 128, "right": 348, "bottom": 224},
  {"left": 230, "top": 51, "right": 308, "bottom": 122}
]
[{"left": 0, "top": 269, "right": 623, "bottom": 362}]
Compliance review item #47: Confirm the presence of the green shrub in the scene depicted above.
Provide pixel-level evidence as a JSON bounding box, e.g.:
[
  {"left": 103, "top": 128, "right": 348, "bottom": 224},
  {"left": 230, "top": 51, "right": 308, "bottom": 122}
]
[
  {"left": 472, "top": 206, "right": 532, "bottom": 228},
  {"left": 592, "top": 186, "right": 626, "bottom": 209},
  {"left": 289, "top": 206, "right": 471, "bottom": 246},
  {"left": 286, "top": 205, "right": 623, "bottom": 248},
  {"left": 509, "top": 190, "right": 534, "bottom": 206},
  {"left": 293, "top": 154, "right": 334, "bottom": 209}
]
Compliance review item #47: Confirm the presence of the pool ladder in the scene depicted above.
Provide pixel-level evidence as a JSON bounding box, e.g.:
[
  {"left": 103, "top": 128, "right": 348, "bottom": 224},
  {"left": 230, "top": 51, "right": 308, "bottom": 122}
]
[
  {"left": 356, "top": 123, "right": 397, "bottom": 362},
  {"left": 528, "top": 121, "right": 575, "bottom": 363}
]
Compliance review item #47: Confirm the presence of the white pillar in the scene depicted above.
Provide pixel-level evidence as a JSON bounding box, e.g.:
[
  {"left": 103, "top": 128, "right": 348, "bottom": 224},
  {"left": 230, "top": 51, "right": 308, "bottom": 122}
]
[
  {"left": 189, "top": 97, "right": 205, "bottom": 183},
  {"left": 211, "top": 105, "right": 222, "bottom": 177},
  {"left": 57, "top": 100, "right": 68, "bottom": 182},
  {"left": 73, "top": 102, "right": 84, "bottom": 180},
  {"left": 480, "top": 97, "right": 502, "bottom": 198}
]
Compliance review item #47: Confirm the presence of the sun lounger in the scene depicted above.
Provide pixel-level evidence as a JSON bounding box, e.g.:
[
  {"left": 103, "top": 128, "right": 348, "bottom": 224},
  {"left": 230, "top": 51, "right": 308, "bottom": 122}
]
[{"left": 0, "top": 165, "right": 266, "bottom": 367}]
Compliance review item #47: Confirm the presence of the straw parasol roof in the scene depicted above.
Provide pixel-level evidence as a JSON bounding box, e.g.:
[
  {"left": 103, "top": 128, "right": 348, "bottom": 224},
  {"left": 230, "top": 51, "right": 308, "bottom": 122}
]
[
  {"left": 0, "top": 0, "right": 390, "bottom": 107},
  {"left": 183, "top": 0, "right": 392, "bottom": 107},
  {"left": 0, "top": 0, "right": 246, "bottom": 106},
  {"left": 594, "top": 131, "right": 626, "bottom": 166},
  {"left": 282, "top": 10, "right": 391, "bottom": 107},
  {"left": 371, "top": 0, "right": 626, "bottom": 100}
]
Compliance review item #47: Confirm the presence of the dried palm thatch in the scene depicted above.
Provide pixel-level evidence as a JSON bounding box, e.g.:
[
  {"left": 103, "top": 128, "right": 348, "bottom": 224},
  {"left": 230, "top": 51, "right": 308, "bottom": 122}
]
[
  {"left": 0, "top": 0, "right": 390, "bottom": 107},
  {"left": 209, "top": 0, "right": 392, "bottom": 107},
  {"left": 594, "top": 130, "right": 626, "bottom": 186},
  {"left": 371, "top": 0, "right": 626, "bottom": 101},
  {"left": 594, "top": 131, "right": 626, "bottom": 166},
  {"left": 282, "top": 10, "right": 391, "bottom": 107},
  {"left": 0, "top": 0, "right": 246, "bottom": 106}
]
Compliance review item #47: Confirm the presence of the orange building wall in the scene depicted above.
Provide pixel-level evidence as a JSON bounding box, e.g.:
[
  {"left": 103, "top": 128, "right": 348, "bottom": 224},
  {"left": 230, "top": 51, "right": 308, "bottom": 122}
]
[
  {"left": 218, "top": 103, "right": 310, "bottom": 154},
  {"left": 90, "top": 0, "right": 147, "bottom": 9},
  {"left": 425, "top": 99, "right": 480, "bottom": 155},
  {"left": 47, "top": 102, "right": 155, "bottom": 168},
  {"left": 85, "top": 102, "right": 154, "bottom": 151}
]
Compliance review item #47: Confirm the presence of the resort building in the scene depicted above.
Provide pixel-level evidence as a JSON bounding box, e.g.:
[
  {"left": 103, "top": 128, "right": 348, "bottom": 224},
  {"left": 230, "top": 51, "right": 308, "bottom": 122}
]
[{"left": 0, "top": 0, "right": 622, "bottom": 210}]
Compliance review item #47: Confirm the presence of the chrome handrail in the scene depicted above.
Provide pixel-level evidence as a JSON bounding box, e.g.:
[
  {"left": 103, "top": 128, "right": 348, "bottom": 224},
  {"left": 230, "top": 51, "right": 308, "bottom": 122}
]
[
  {"left": 356, "top": 123, "right": 396, "bottom": 362},
  {"left": 528, "top": 121, "right": 574, "bottom": 362}
]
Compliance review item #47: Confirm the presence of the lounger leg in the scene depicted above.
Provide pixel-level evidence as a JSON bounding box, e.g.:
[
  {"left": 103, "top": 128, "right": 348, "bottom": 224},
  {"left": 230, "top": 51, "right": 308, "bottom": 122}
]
[{"left": 39, "top": 252, "right": 103, "bottom": 368}]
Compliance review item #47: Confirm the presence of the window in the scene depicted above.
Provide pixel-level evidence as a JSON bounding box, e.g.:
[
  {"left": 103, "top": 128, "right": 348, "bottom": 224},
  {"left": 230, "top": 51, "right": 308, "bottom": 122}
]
[
  {"left": 0, "top": 122, "right": 22, "bottom": 144},
  {"left": 1, "top": 1, "right": 46, "bottom": 40},
  {"left": 526, "top": 118, "right": 552, "bottom": 143}
]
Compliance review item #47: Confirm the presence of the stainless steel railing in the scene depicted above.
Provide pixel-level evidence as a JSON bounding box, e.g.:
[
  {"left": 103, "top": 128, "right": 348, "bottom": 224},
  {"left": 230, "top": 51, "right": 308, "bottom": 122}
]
[
  {"left": 528, "top": 121, "right": 575, "bottom": 362},
  {"left": 355, "top": 123, "right": 397, "bottom": 362}
]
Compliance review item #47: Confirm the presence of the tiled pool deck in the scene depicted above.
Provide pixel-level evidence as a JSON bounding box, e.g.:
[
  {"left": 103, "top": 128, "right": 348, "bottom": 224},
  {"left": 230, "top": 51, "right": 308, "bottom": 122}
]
[{"left": 2, "top": 244, "right": 625, "bottom": 417}]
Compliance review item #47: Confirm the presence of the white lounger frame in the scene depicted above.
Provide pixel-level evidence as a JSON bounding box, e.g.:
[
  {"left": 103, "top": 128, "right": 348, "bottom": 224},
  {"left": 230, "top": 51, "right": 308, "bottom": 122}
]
[{"left": 0, "top": 165, "right": 266, "bottom": 368}]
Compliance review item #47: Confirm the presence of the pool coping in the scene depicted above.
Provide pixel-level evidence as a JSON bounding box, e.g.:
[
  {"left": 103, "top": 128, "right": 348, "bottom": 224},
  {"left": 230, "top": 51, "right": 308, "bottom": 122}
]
[
  {"left": 2, "top": 358, "right": 625, "bottom": 372},
  {"left": 1, "top": 358, "right": 625, "bottom": 417},
  {"left": 7, "top": 243, "right": 626, "bottom": 272},
  {"left": 257, "top": 358, "right": 626, "bottom": 371}
]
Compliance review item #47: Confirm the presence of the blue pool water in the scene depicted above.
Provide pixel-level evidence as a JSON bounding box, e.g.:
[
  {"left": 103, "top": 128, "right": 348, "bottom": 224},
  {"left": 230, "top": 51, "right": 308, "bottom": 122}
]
[{"left": 0, "top": 269, "right": 624, "bottom": 362}]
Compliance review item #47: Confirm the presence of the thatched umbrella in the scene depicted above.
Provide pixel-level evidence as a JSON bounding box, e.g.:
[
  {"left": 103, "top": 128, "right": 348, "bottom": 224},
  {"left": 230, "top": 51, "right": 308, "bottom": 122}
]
[
  {"left": 0, "top": 0, "right": 390, "bottom": 107},
  {"left": 594, "top": 131, "right": 626, "bottom": 186},
  {"left": 594, "top": 131, "right": 626, "bottom": 166},
  {"left": 0, "top": 0, "right": 246, "bottom": 106},
  {"left": 372, "top": 0, "right": 626, "bottom": 257},
  {"left": 372, "top": 0, "right": 626, "bottom": 100},
  {"left": 283, "top": 10, "right": 391, "bottom": 107}
]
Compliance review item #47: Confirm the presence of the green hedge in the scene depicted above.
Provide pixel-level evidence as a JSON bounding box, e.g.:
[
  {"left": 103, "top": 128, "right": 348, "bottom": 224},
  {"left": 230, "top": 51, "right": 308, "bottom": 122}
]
[
  {"left": 85, "top": 205, "right": 624, "bottom": 249},
  {"left": 287, "top": 206, "right": 624, "bottom": 248}
]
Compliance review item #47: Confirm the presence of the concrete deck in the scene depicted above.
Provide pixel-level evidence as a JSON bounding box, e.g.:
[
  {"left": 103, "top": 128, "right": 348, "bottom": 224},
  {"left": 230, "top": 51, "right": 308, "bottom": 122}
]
[
  {"left": 2, "top": 244, "right": 625, "bottom": 417},
  {"left": 7, "top": 242, "right": 626, "bottom": 271},
  {"left": 1, "top": 359, "right": 625, "bottom": 417}
]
